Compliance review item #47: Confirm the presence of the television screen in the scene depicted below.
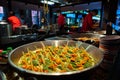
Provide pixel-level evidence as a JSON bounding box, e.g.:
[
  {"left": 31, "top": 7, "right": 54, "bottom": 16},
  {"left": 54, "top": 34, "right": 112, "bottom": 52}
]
[{"left": 66, "top": 14, "right": 75, "bottom": 18}]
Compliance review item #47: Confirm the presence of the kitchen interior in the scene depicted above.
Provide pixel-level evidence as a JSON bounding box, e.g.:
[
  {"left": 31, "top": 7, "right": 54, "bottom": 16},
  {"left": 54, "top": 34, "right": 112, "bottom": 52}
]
[{"left": 0, "top": 0, "right": 120, "bottom": 80}]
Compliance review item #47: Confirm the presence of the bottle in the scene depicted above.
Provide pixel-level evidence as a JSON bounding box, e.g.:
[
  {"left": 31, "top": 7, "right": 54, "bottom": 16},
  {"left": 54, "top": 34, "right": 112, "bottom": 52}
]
[
  {"left": 7, "top": 47, "right": 13, "bottom": 53},
  {"left": 0, "top": 47, "right": 13, "bottom": 57}
]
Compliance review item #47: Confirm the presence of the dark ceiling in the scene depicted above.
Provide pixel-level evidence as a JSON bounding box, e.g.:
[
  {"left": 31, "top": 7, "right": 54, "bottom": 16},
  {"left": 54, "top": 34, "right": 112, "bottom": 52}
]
[{"left": 13, "top": 0, "right": 103, "bottom": 8}]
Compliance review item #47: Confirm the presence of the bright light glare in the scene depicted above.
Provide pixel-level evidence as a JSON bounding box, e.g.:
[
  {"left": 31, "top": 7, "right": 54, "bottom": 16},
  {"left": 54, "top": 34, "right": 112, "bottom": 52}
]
[
  {"left": 41, "top": 0, "right": 54, "bottom": 5},
  {"left": 50, "top": 0, "right": 59, "bottom": 3}
]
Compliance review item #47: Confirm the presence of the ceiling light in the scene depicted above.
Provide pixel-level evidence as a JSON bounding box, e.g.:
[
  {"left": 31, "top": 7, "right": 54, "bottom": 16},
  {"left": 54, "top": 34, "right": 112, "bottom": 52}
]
[
  {"left": 41, "top": 0, "right": 55, "bottom": 5},
  {"left": 50, "top": 0, "right": 60, "bottom": 3},
  {"left": 60, "top": 4, "right": 65, "bottom": 6}
]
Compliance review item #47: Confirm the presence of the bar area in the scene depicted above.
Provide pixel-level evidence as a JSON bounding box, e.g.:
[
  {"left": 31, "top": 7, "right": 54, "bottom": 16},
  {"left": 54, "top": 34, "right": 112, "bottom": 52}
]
[{"left": 0, "top": 0, "right": 120, "bottom": 80}]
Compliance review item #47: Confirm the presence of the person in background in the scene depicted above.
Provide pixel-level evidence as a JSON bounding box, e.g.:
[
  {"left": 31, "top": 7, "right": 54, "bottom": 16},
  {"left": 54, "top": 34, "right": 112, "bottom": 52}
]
[
  {"left": 81, "top": 9, "right": 98, "bottom": 32},
  {"left": 57, "top": 10, "right": 65, "bottom": 35},
  {"left": 7, "top": 11, "right": 22, "bottom": 34},
  {"left": 20, "top": 14, "right": 26, "bottom": 25},
  {"left": 78, "top": 14, "right": 86, "bottom": 32}
]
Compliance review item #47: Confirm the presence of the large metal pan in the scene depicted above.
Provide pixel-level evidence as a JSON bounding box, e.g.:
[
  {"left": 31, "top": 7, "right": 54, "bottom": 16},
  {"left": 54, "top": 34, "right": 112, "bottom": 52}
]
[{"left": 8, "top": 40, "right": 103, "bottom": 80}]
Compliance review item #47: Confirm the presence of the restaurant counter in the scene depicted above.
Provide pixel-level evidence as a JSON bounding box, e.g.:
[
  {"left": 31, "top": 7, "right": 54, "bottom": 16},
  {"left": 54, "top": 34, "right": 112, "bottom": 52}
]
[{"left": 0, "top": 32, "right": 120, "bottom": 80}]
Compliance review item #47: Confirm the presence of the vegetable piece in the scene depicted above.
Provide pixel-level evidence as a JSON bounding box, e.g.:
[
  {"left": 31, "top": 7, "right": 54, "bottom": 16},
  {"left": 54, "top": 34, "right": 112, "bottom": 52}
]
[{"left": 18, "top": 46, "right": 94, "bottom": 73}]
